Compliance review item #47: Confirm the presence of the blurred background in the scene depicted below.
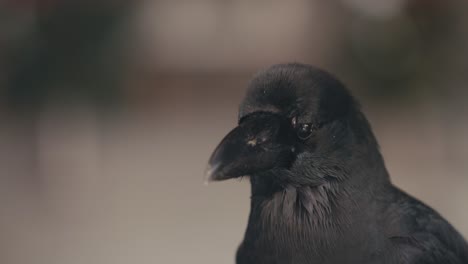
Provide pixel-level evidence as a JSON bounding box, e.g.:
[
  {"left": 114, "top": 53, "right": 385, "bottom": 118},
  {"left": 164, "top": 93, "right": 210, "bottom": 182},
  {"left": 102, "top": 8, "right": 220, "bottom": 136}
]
[{"left": 0, "top": 0, "right": 467, "bottom": 263}]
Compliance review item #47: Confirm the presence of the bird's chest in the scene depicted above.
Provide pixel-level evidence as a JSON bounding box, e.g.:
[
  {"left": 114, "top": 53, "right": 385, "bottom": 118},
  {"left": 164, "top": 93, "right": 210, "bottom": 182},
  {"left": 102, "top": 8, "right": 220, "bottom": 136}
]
[
  {"left": 237, "top": 188, "right": 339, "bottom": 263},
  {"left": 237, "top": 187, "right": 378, "bottom": 264},
  {"left": 238, "top": 225, "right": 376, "bottom": 264},
  {"left": 237, "top": 227, "right": 332, "bottom": 264},
  {"left": 237, "top": 219, "right": 356, "bottom": 264}
]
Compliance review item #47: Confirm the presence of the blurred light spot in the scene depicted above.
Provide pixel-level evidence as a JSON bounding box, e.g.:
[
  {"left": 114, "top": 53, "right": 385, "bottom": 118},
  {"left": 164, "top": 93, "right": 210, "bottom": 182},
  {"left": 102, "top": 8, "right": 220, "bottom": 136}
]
[
  {"left": 131, "top": 0, "right": 331, "bottom": 72},
  {"left": 342, "top": 0, "right": 406, "bottom": 19}
]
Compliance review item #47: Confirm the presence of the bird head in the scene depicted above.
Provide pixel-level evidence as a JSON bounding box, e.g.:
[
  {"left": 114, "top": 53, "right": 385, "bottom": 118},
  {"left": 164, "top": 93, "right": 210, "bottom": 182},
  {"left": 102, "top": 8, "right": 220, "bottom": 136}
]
[{"left": 206, "top": 63, "right": 380, "bottom": 186}]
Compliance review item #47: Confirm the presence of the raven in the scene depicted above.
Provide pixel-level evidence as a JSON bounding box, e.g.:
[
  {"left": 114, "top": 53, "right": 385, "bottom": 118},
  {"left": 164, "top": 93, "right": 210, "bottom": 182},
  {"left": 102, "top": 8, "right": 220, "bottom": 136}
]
[{"left": 206, "top": 63, "right": 468, "bottom": 264}]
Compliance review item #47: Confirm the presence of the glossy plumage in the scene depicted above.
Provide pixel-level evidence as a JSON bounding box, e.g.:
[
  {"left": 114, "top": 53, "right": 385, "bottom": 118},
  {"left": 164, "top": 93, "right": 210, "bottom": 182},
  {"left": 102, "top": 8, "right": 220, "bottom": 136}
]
[{"left": 207, "top": 63, "right": 468, "bottom": 264}]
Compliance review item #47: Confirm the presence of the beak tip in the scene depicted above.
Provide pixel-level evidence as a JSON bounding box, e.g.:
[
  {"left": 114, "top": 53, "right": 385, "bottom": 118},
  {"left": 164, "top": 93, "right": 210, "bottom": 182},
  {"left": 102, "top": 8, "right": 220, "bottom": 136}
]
[{"left": 204, "top": 163, "right": 220, "bottom": 183}]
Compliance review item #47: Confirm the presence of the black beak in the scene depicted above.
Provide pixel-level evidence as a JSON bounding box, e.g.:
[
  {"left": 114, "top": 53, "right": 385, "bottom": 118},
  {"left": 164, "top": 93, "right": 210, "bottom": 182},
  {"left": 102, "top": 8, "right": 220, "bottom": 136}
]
[{"left": 206, "top": 113, "right": 295, "bottom": 182}]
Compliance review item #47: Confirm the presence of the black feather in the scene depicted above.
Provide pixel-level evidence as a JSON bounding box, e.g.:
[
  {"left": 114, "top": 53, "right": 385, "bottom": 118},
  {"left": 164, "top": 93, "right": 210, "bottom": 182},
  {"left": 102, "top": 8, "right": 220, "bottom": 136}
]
[{"left": 208, "top": 63, "right": 468, "bottom": 264}]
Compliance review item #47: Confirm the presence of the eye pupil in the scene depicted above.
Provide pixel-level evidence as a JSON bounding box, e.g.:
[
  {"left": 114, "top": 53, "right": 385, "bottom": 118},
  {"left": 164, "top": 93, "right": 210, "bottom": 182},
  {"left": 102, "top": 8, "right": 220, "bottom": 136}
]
[
  {"left": 297, "top": 123, "right": 314, "bottom": 140},
  {"left": 291, "top": 117, "right": 318, "bottom": 140}
]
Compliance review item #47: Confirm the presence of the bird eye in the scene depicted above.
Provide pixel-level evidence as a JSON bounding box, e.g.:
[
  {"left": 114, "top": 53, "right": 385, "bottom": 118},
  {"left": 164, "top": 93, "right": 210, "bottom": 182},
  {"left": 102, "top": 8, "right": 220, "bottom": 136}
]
[
  {"left": 291, "top": 117, "right": 318, "bottom": 140},
  {"left": 296, "top": 123, "right": 315, "bottom": 140}
]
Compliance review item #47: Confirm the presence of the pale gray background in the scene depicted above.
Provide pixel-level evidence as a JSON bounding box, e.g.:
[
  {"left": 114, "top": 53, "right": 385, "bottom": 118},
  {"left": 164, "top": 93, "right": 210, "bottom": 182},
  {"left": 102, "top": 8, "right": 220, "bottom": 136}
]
[{"left": 1, "top": 1, "right": 467, "bottom": 264}]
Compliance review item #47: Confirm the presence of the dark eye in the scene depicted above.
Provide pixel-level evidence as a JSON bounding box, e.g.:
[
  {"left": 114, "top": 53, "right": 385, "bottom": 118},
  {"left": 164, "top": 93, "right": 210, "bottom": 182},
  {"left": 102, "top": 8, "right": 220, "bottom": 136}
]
[
  {"left": 297, "top": 123, "right": 314, "bottom": 140},
  {"left": 291, "top": 117, "right": 319, "bottom": 140}
]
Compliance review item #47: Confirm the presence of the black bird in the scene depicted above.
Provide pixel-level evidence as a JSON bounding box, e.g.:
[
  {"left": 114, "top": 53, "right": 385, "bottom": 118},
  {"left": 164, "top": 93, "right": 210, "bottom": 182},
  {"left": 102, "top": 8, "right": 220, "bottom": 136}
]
[{"left": 206, "top": 63, "right": 468, "bottom": 264}]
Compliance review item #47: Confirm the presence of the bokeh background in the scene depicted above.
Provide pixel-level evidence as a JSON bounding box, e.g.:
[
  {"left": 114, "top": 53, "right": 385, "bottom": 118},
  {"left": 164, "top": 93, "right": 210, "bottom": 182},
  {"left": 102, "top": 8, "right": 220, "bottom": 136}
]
[{"left": 1, "top": 1, "right": 467, "bottom": 263}]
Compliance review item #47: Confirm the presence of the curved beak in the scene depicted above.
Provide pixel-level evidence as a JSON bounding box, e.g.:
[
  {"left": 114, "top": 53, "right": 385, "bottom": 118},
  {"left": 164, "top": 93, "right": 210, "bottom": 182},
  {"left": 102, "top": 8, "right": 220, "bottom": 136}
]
[{"left": 206, "top": 113, "right": 295, "bottom": 182}]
